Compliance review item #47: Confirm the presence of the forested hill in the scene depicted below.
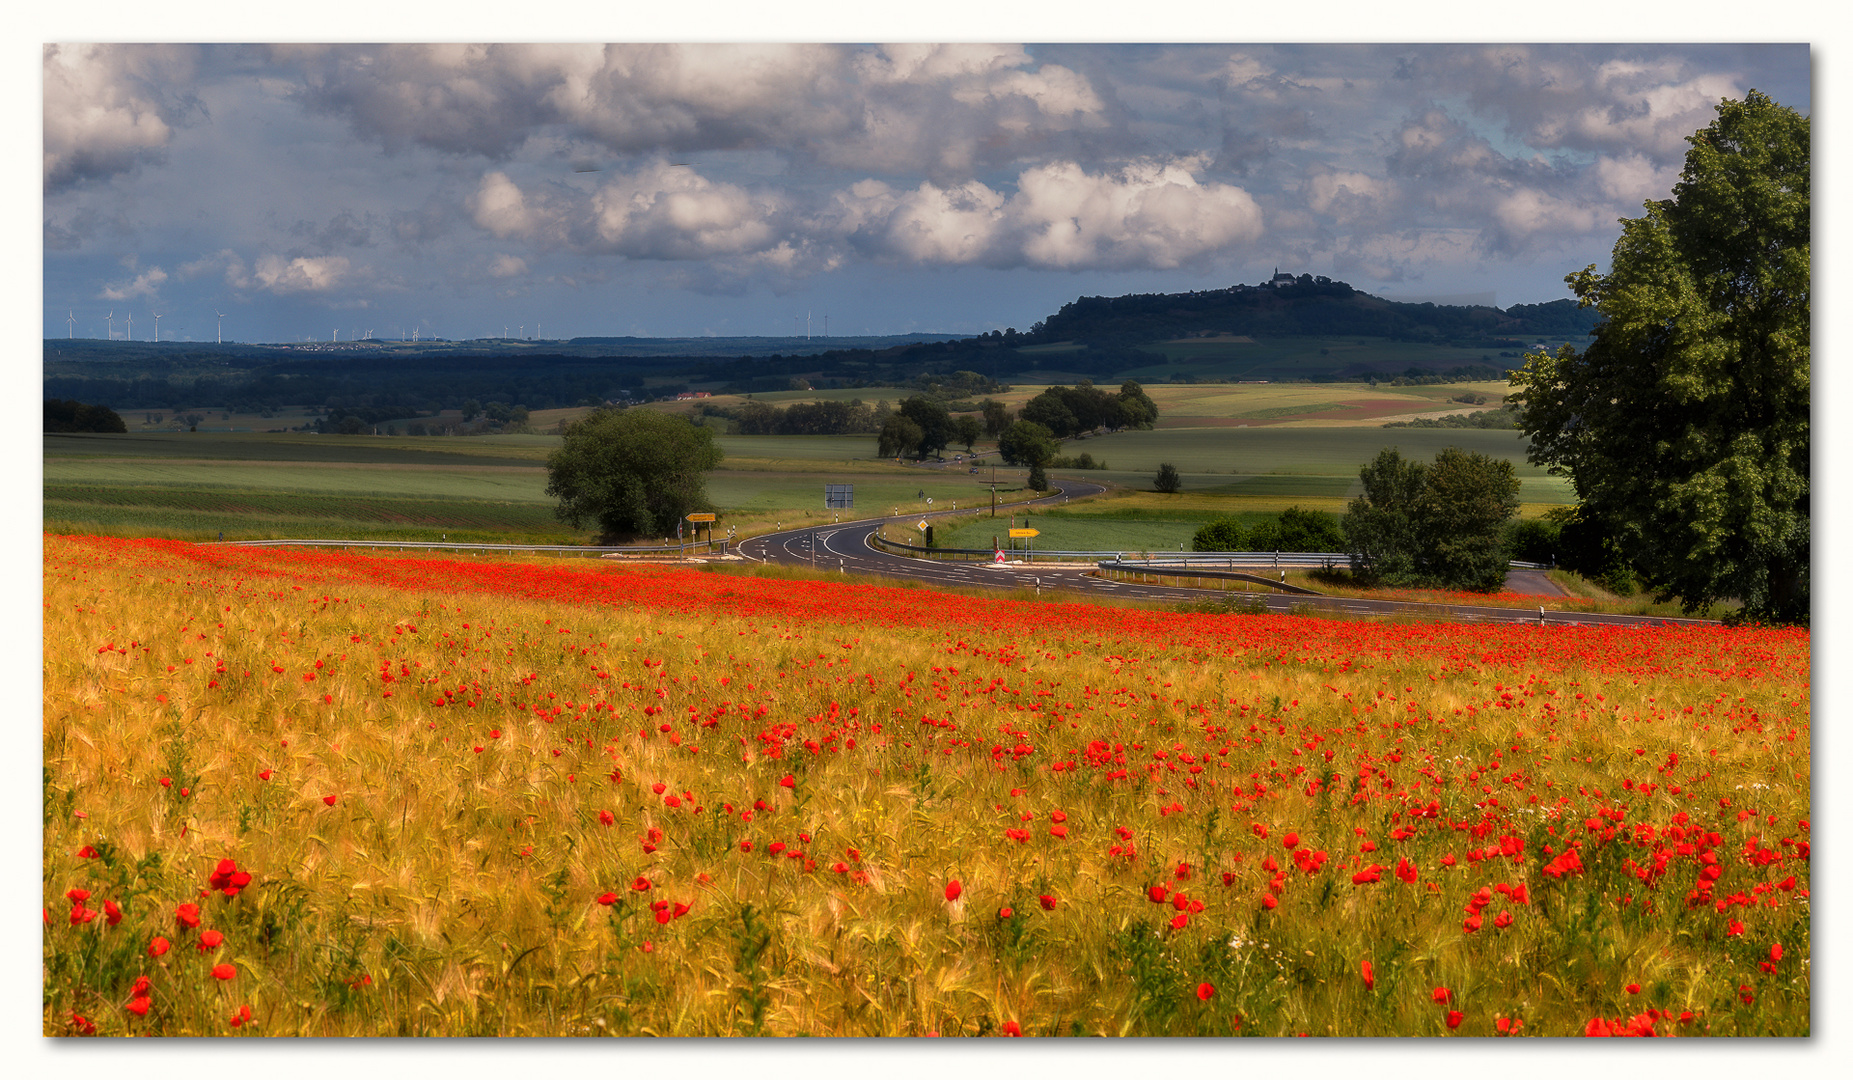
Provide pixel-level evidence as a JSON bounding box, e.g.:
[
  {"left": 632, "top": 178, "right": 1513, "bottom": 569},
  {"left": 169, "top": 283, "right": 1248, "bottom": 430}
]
[{"left": 1029, "top": 276, "right": 1598, "bottom": 347}]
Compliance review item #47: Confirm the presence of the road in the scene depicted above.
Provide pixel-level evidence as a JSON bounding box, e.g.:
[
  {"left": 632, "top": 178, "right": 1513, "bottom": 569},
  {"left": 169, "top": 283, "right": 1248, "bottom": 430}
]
[{"left": 735, "top": 481, "right": 1715, "bottom": 629}]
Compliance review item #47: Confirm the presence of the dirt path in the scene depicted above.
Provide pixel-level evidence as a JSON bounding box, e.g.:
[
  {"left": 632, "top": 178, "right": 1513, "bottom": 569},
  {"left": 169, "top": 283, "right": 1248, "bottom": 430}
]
[{"left": 1502, "top": 567, "right": 1568, "bottom": 597}]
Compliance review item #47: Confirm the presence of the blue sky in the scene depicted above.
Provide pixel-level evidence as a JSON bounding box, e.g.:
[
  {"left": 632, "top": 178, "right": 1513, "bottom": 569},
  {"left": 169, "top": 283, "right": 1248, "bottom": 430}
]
[{"left": 37, "top": 32, "right": 1810, "bottom": 344}]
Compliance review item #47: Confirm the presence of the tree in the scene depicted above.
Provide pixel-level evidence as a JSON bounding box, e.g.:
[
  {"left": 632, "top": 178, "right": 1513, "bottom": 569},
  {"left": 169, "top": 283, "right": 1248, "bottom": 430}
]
[
  {"left": 43, "top": 399, "right": 126, "bottom": 433},
  {"left": 1153, "top": 462, "right": 1181, "bottom": 493},
  {"left": 877, "top": 414, "right": 923, "bottom": 458},
  {"left": 980, "top": 398, "right": 1011, "bottom": 437},
  {"left": 1192, "top": 517, "right": 1248, "bottom": 551},
  {"left": 1026, "top": 462, "right": 1048, "bottom": 492},
  {"left": 546, "top": 408, "right": 723, "bottom": 540},
  {"left": 1250, "top": 506, "right": 1346, "bottom": 553},
  {"left": 897, "top": 395, "right": 953, "bottom": 458},
  {"left": 1343, "top": 446, "right": 1517, "bottom": 590},
  {"left": 1511, "top": 91, "right": 1809, "bottom": 622},
  {"left": 1117, "top": 381, "right": 1158, "bottom": 429},
  {"left": 996, "top": 420, "right": 1057, "bottom": 469},
  {"left": 953, "top": 414, "right": 983, "bottom": 453}
]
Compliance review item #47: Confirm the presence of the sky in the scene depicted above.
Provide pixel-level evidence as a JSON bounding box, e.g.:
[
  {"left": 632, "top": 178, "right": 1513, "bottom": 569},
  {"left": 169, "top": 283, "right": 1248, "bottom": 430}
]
[{"left": 38, "top": 36, "right": 1812, "bottom": 344}]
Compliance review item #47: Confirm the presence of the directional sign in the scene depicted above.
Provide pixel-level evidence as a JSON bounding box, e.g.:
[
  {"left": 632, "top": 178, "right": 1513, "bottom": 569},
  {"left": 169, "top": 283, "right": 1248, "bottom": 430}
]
[
  {"left": 1009, "top": 528, "right": 1040, "bottom": 538},
  {"left": 685, "top": 512, "right": 717, "bottom": 523}
]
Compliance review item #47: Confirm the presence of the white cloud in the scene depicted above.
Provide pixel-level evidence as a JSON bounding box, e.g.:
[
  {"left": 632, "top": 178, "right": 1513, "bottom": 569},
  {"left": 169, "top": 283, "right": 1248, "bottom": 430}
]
[
  {"left": 489, "top": 254, "right": 528, "bottom": 278},
  {"left": 254, "top": 254, "right": 351, "bottom": 293},
  {"left": 99, "top": 266, "right": 168, "bottom": 301},
  {"left": 1305, "top": 170, "right": 1396, "bottom": 225},
  {"left": 177, "top": 249, "right": 251, "bottom": 289},
  {"left": 1593, "top": 152, "right": 1681, "bottom": 206},
  {"left": 43, "top": 44, "right": 196, "bottom": 191}
]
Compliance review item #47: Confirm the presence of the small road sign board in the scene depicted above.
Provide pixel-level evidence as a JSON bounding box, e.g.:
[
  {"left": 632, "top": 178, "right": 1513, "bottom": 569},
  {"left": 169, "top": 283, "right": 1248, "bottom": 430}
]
[
  {"left": 685, "top": 512, "right": 717, "bottom": 522},
  {"left": 1009, "top": 528, "right": 1040, "bottom": 538}
]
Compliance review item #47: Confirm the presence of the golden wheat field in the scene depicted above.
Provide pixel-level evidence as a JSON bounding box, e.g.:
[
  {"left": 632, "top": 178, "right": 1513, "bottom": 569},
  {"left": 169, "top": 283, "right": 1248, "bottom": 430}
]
[{"left": 41, "top": 534, "right": 1810, "bottom": 1041}]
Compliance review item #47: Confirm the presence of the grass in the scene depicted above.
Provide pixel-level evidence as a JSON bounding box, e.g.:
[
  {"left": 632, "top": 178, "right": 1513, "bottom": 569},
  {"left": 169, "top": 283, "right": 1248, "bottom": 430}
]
[{"left": 42, "top": 535, "right": 1811, "bottom": 1037}]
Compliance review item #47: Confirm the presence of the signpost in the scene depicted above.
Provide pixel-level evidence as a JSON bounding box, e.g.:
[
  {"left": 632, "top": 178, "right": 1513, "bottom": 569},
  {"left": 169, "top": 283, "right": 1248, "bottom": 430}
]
[
  {"left": 825, "top": 484, "right": 853, "bottom": 510},
  {"left": 685, "top": 512, "right": 717, "bottom": 553},
  {"left": 1009, "top": 527, "right": 1039, "bottom": 562}
]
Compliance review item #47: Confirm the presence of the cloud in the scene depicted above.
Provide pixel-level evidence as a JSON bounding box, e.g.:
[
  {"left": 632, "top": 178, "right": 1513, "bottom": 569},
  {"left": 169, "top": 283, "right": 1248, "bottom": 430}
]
[
  {"left": 847, "top": 158, "right": 1264, "bottom": 271},
  {"left": 99, "top": 266, "right": 168, "bottom": 302},
  {"left": 489, "top": 254, "right": 528, "bottom": 278},
  {"left": 177, "top": 249, "right": 251, "bottom": 289},
  {"left": 43, "top": 44, "right": 198, "bottom": 191},
  {"left": 1304, "top": 169, "right": 1397, "bottom": 226},
  {"left": 253, "top": 254, "right": 351, "bottom": 293}
]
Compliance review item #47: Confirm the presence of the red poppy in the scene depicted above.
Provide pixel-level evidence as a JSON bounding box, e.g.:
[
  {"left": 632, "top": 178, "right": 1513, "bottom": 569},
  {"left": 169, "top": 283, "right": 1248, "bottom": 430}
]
[
  {"left": 66, "top": 888, "right": 91, "bottom": 904},
  {"left": 1196, "top": 982, "right": 1215, "bottom": 1001},
  {"left": 599, "top": 810, "right": 614, "bottom": 827},
  {"left": 1002, "top": 1020, "right": 1022, "bottom": 1036},
  {"left": 175, "top": 902, "right": 201, "bottom": 929},
  {"left": 1432, "top": 986, "right": 1452, "bottom": 1004},
  {"left": 1446, "top": 1010, "right": 1463, "bottom": 1030},
  {"left": 1039, "top": 895, "right": 1057, "bottom": 911},
  {"left": 1261, "top": 895, "right": 1278, "bottom": 910},
  {"left": 631, "top": 876, "right": 652, "bottom": 892},
  {"left": 779, "top": 774, "right": 795, "bottom": 788},
  {"left": 257, "top": 770, "right": 272, "bottom": 781},
  {"left": 70, "top": 905, "right": 97, "bottom": 926},
  {"left": 945, "top": 880, "right": 963, "bottom": 902},
  {"left": 125, "top": 997, "right": 151, "bottom": 1017},
  {"left": 212, "top": 963, "right": 236, "bottom": 981},
  {"left": 77, "top": 846, "right": 99, "bottom": 858},
  {"left": 596, "top": 892, "right": 617, "bottom": 905},
  {"left": 1770, "top": 942, "right": 1784, "bottom": 964},
  {"left": 1049, "top": 825, "right": 1069, "bottom": 839},
  {"left": 1625, "top": 983, "right": 1640, "bottom": 995},
  {"left": 1493, "top": 910, "right": 1512, "bottom": 929},
  {"left": 1361, "top": 959, "right": 1374, "bottom": 990},
  {"left": 198, "top": 929, "right": 224, "bottom": 951},
  {"left": 998, "top": 907, "right": 1013, "bottom": 919},
  {"left": 1170, "top": 912, "right": 1189, "bottom": 930},
  {"left": 229, "top": 1003, "right": 252, "bottom": 1028},
  {"left": 148, "top": 936, "right": 170, "bottom": 957},
  {"left": 1283, "top": 832, "right": 1299, "bottom": 849},
  {"left": 130, "top": 976, "right": 151, "bottom": 998},
  {"left": 321, "top": 794, "right": 337, "bottom": 806}
]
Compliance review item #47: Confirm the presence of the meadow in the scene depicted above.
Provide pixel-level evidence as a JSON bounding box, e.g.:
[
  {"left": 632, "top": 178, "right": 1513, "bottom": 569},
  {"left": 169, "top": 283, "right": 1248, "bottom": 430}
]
[{"left": 43, "top": 535, "right": 1809, "bottom": 1037}]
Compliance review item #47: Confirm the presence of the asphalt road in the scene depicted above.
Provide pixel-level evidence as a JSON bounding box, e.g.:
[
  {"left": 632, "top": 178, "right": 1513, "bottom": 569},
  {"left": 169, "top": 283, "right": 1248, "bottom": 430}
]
[{"left": 735, "top": 481, "right": 1716, "bottom": 629}]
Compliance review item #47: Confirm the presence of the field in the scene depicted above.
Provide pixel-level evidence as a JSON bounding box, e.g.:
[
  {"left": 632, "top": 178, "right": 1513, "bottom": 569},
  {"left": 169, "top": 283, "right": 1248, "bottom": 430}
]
[{"left": 43, "top": 535, "right": 1810, "bottom": 1037}]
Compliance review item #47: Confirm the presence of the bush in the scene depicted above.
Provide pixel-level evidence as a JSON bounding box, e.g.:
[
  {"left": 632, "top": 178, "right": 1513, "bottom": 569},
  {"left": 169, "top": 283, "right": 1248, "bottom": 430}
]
[{"left": 1153, "top": 463, "right": 1181, "bottom": 493}]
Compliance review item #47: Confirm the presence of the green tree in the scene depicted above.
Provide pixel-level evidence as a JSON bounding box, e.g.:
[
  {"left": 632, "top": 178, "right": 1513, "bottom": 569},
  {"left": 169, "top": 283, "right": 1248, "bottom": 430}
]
[
  {"left": 980, "top": 398, "right": 1011, "bottom": 437},
  {"left": 545, "top": 408, "right": 723, "bottom": 540},
  {"left": 1416, "top": 447, "right": 1521, "bottom": 591},
  {"left": 1153, "top": 462, "right": 1181, "bottom": 493},
  {"left": 898, "top": 395, "right": 953, "bottom": 458},
  {"left": 953, "top": 414, "right": 983, "bottom": 453},
  {"left": 1026, "top": 462, "right": 1048, "bottom": 493},
  {"left": 1117, "top": 381, "right": 1158, "bottom": 429},
  {"left": 996, "top": 420, "right": 1058, "bottom": 469},
  {"left": 1343, "top": 446, "right": 1518, "bottom": 590},
  {"left": 877, "top": 414, "right": 924, "bottom": 458},
  {"left": 1511, "top": 91, "right": 1809, "bottom": 622},
  {"left": 1191, "top": 517, "right": 1248, "bottom": 551}
]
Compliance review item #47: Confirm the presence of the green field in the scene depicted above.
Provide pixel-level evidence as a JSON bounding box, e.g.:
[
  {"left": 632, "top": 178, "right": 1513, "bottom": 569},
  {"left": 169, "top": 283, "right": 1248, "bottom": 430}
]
[{"left": 45, "top": 403, "right": 1568, "bottom": 543}]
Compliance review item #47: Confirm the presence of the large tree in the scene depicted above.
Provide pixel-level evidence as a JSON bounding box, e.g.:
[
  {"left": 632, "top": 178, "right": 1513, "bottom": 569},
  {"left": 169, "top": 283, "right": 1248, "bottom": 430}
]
[
  {"left": 1511, "top": 92, "right": 1809, "bottom": 622},
  {"left": 1343, "top": 446, "right": 1518, "bottom": 591},
  {"left": 546, "top": 408, "right": 723, "bottom": 540}
]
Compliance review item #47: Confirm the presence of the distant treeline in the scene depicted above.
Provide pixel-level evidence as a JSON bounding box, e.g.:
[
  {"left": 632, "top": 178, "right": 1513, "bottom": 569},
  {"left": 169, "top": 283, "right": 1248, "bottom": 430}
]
[
  {"left": 44, "top": 398, "right": 126, "bottom": 433},
  {"left": 1384, "top": 405, "right": 1521, "bottom": 430}
]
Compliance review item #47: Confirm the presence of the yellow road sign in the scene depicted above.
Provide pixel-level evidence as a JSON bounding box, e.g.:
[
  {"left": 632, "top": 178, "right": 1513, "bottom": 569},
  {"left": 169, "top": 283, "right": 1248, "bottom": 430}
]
[
  {"left": 1009, "top": 528, "right": 1040, "bottom": 538},
  {"left": 685, "top": 513, "right": 716, "bottom": 522},
  {"left": 918, "top": 519, "right": 931, "bottom": 530}
]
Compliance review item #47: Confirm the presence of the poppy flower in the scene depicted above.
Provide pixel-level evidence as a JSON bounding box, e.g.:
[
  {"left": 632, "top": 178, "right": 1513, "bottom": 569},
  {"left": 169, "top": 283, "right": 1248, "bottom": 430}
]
[
  {"left": 779, "top": 775, "right": 795, "bottom": 788},
  {"left": 1261, "top": 895, "right": 1278, "bottom": 910},
  {"left": 945, "top": 880, "right": 963, "bottom": 902},
  {"left": 197, "top": 929, "right": 224, "bottom": 951},
  {"left": 212, "top": 963, "right": 236, "bottom": 981},
  {"left": 1283, "top": 832, "right": 1299, "bottom": 849},
  {"left": 130, "top": 976, "right": 151, "bottom": 998},
  {"left": 1432, "top": 986, "right": 1452, "bottom": 1004},
  {"left": 1493, "top": 910, "right": 1513, "bottom": 929},
  {"left": 257, "top": 770, "right": 272, "bottom": 781},
  {"left": 148, "top": 936, "right": 170, "bottom": 957},
  {"left": 175, "top": 903, "right": 201, "bottom": 929},
  {"left": 1361, "top": 959, "right": 1374, "bottom": 990},
  {"left": 631, "top": 876, "right": 652, "bottom": 892},
  {"left": 596, "top": 892, "right": 617, "bottom": 906},
  {"left": 1446, "top": 1010, "right": 1463, "bottom": 1030},
  {"left": 125, "top": 997, "right": 151, "bottom": 1017},
  {"left": 70, "top": 905, "right": 97, "bottom": 926},
  {"left": 998, "top": 907, "right": 1013, "bottom": 919},
  {"left": 322, "top": 794, "right": 337, "bottom": 806},
  {"left": 1049, "top": 825, "right": 1068, "bottom": 839},
  {"left": 1002, "top": 1020, "right": 1022, "bottom": 1036},
  {"left": 1170, "top": 912, "right": 1189, "bottom": 930},
  {"left": 1196, "top": 983, "right": 1215, "bottom": 1001},
  {"left": 229, "top": 1003, "right": 252, "bottom": 1028},
  {"left": 1625, "top": 983, "right": 1640, "bottom": 995},
  {"left": 1770, "top": 942, "right": 1784, "bottom": 964},
  {"left": 77, "top": 846, "right": 99, "bottom": 859},
  {"left": 66, "top": 888, "right": 91, "bottom": 904},
  {"left": 1039, "top": 895, "right": 1057, "bottom": 911},
  {"left": 599, "top": 810, "right": 614, "bottom": 826}
]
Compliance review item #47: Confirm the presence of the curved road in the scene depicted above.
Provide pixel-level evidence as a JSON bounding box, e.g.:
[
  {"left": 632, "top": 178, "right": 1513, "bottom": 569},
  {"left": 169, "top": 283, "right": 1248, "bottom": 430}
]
[{"left": 736, "top": 481, "right": 1715, "bottom": 629}]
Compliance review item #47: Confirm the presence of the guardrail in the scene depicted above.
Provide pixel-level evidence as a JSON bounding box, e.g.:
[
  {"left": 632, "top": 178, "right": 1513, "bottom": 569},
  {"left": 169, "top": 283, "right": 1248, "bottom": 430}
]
[{"left": 870, "top": 533, "right": 1555, "bottom": 573}]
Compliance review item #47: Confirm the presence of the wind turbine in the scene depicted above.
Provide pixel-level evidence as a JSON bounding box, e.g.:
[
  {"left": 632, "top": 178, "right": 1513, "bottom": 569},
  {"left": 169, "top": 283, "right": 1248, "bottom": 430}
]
[
  {"left": 105, "top": 311, "right": 114, "bottom": 340},
  {"left": 332, "top": 328, "right": 338, "bottom": 342},
  {"left": 519, "top": 324, "right": 524, "bottom": 340},
  {"left": 215, "top": 310, "right": 226, "bottom": 344},
  {"left": 152, "top": 312, "right": 162, "bottom": 342},
  {"left": 66, "top": 311, "right": 74, "bottom": 339}
]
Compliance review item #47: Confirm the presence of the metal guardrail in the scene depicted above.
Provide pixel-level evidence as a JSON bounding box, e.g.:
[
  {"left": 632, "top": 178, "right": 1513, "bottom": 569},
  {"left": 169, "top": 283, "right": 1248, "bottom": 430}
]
[{"left": 869, "top": 533, "right": 1552, "bottom": 572}]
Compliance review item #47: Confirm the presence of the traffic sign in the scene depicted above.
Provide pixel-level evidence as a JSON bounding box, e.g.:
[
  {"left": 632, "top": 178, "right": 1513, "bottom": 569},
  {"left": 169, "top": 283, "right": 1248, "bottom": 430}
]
[
  {"left": 918, "top": 520, "right": 930, "bottom": 531},
  {"left": 1009, "top": 528, "right": 1039, "bottom": 538},
  {"left": 685, "top": 512, "right": 716, "bottom": 523}
]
